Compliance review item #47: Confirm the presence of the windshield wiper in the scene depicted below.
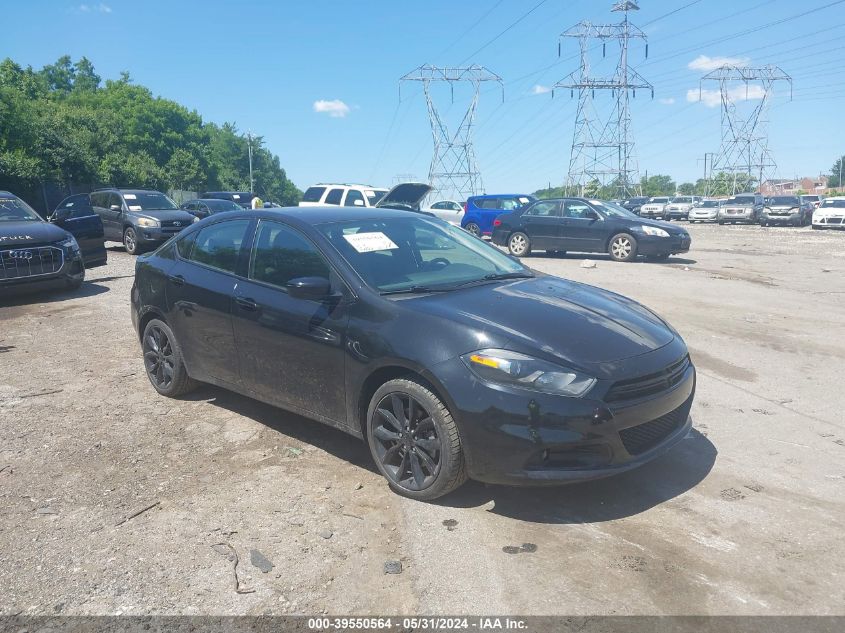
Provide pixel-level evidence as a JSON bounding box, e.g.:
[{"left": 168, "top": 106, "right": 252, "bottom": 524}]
[
  {"left": 482, "top": 271, "right": 535, "bottom": 281},
  {"left": 380, "top": 285, "right": 455, "bottom": 296}
]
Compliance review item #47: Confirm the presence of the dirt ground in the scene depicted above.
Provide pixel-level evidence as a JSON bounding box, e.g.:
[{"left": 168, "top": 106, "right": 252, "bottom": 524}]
[{"left": 1, "top": 223, "right": 843, "bottom": 616}]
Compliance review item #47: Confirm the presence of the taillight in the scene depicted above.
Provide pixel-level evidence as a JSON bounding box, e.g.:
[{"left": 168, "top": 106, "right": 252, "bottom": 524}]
[{"left": 493, "top": 219, "right": 502, "bottom": 227}]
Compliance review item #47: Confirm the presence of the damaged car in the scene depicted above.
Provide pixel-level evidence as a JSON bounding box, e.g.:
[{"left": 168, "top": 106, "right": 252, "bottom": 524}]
[{"left": 132, "top": 206, "right": 696, "bottom": 500}]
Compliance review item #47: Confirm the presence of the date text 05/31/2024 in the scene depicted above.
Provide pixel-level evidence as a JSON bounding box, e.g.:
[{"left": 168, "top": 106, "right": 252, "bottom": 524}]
[{"left": 307, "top": 617, "right": 529, "bottom": 630}]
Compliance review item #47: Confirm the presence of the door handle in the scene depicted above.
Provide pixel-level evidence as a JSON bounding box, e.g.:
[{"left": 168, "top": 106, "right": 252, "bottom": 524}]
[
  {"left": 168, "top": 275, "right": 185, "bottom": 287},
  {"left": 235, "top": 297, "right": 259, "bottom": 311}
]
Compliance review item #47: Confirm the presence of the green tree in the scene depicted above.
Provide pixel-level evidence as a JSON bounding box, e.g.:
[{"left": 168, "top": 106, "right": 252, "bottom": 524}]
[
  {"left": 677, "top": 182, "right": 695, "bottom": 195},
  {"left": 165, "top": 148, "right": 203, "bottom": 196},
  {"left": 829, "top": 155, "right": 844, "bottom": 189},
  {"left": 640, "top": 174, "right": 676, "bottom": 197}
]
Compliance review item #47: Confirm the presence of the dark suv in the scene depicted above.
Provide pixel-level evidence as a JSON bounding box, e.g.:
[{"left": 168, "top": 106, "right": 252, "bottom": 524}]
[{"left": 90, "top": 189, "right": 197, "bottom": 255}]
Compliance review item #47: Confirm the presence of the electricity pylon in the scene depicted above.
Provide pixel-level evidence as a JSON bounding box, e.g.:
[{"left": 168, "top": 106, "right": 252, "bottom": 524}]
[
  {"left": 556, "top": 1, "right": 652, "bottom": 198},
  {"left": 400, "top": 65, "right": 503, "bottom": 201},
  {"left": 699, "top": 64, "right": 792, "bottom": 194}
]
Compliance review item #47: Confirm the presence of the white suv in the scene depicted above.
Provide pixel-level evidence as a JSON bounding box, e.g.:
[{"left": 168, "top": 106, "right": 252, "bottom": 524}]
[{"left": 299, "top": 184, "right": 388, "bottom": 208}]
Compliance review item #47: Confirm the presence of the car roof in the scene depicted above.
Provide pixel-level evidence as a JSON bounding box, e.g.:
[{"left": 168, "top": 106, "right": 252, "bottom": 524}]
[
  {"left": 219, "top": 206, "right": 426, "bottom": 225},
  {"left": 470, "top": 193, "right": 532, "bottom": 199},
  {"left": 310, "top": 183, "right": 385, "bottom": 189},
  {"left": 95, "top": 188, "right": 163, "bottom": 194},
  {"left": 189, "top": 198, "right": 242, "bottom": 203}
]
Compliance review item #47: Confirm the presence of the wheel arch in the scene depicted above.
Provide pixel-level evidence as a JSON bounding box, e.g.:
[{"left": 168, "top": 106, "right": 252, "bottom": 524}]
[
  {"left": 137, "top": 307, "right": 168, "bottom": 343},
  {"left": 355, "top": 363, "right": 455, "bottom": 441}
]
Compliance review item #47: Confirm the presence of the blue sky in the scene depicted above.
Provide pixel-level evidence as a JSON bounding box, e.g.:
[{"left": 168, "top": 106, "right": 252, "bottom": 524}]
[{"left": 4, "top": 0, "right": 844, "bottom": 193}]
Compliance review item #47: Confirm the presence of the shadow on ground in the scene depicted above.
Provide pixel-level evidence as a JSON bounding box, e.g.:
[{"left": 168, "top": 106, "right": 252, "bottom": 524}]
[
  {"left": 0, "top": 281, "right": 109, "bottom": 307},
  {"left": 184, "top": 385, "right": 378, "bottom": 474},
  {"left": 182, "top": 382, "right": 717, "bottom": 523},
  {"left": 436, "top": 426, "right": 716, "bottom": 524},
  {"left": 529, "top": 252, "right": 698, "bottom": 266}
]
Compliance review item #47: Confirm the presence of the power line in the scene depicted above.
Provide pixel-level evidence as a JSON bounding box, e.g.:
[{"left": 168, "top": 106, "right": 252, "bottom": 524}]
[{"left": 459, "top": 0, "right": 550, "bottom": 65}]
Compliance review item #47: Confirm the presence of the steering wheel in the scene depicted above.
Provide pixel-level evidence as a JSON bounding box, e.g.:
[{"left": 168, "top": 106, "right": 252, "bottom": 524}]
[{"left": 427, "top": 257, "right": 451, "bottom": 270}]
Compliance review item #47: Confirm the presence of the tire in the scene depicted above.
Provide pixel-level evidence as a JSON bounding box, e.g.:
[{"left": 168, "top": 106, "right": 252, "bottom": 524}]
[
  {"left": 67, "top": 277, "right": 83, "bottom": 290},
  {"left": 812, "top": 224, "right": 820, "bottom": 230},
  {"left": 124, "top": 227, "right": 141, "bottom": 255},
  {"left": 760, "top": 220, "right": 768, "bottom": 227},
  {"left": 717, "top": 220, "right": 725, "bottom": 225},
  {"left": 507, "top": 232, "right": 531, "bottom": 257},
  {"left": 366, "top": 378, "right": 467, "bottom": 501},
  {"left": 608, "top": 233, "right": 638, "bottom": 262},
  {"left": 141, "top": 318, "right": 198, "bottom": 397},
  {"left": 464, "top": 222, "right": 481, "bottom": 237}
]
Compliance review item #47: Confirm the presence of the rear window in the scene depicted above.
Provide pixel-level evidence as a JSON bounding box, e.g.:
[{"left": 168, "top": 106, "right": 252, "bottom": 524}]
[{"left": 302, "top": 187, "right": 326, "bottom": 203}]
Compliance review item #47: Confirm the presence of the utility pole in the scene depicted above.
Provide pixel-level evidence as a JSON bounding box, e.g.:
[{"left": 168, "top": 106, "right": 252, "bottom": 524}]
[
  {"left": 697, "top": 152, "right": 716, "bottom": 196},
  {"left": 400, "top": 65, "right": 503, "bottom": 202},
  {"left": 699, "top": 65, "right": 791, "bottom": 195},
  {"left": 247, "top": 131, "right": 255, "bottom": 194},
  {"left": 556, "top": 1, "right": 652, "bottom": 198}
]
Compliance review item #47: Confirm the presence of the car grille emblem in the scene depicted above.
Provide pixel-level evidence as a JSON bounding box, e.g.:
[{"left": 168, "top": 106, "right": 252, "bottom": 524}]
[
  {"left": 173, "top": 221, "right": 181, "bottom": 227},
  {"left": 8, "top": 250, "right": 33, "bottom": 260}
]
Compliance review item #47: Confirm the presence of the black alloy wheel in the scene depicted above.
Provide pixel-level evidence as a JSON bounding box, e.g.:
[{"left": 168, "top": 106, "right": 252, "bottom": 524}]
[
  {"left": 367, "top": 378, "right": 466, "bottom": 500},
  {"left": 141, "top": 319, "right": 197, "bottom": 397}
]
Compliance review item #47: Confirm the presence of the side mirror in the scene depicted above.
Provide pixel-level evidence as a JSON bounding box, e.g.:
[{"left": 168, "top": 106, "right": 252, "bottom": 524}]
[
  {"left": 353, "top": 199, "right": 365, "bottom": 207},
  {"left": 50, "top": 208, "right": 70, "bottom": 224},
  {"left": 286, "top": 276, "right": 331, "bottom": 300},
  {"left": 110, "top": 204, "right": 122, "bottom": 212}
]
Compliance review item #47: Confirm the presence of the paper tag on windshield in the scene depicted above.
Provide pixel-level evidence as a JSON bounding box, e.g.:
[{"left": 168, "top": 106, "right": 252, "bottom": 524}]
[
  {"left": 343, "top": 232, "right": 398, "bottom": 253},
  {"left": 124, "top": 194, "right": 137, "bottom": 200},
  {"left": 128, "top": 205, "right": 142, "bottom": 211}
]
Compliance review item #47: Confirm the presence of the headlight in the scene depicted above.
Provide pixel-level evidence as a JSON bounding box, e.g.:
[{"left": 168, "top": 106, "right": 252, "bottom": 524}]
[
  {"left": 56, "top": 235, "right": 79, "bottom": 251},
  {"left": 639, "top": 225, "right": 669, "bottom": 237},
  {"left": 461, "top": 349, "right": 596, "bottom": 397},
  {"left": 136, "top": 217, "right": 160, "bottom": 228}
]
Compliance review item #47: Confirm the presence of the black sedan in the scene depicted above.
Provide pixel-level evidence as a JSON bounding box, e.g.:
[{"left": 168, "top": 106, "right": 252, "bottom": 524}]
[
  {"left": 492, "top": 198, "right": 691, "bottom": 262},
  {"left": 180, "top": 198, "right": 244, "bottom": 220},
  {"left": 1, "top": 191, "right": 106, "bottom": 295},
  {"left": 131, "top": 207, "right": 696, "bottom": 500}
]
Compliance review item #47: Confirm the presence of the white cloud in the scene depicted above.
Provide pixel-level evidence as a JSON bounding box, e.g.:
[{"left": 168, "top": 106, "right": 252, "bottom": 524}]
[
  {"left": 688, "top": 55, "right": 750, "bottom": 72},
  {"left": 659, "top": 97, "right": 675, "bottom": 105},
  {"left": 687, "top": 84, "right": 766, "bottom": 108},
  {"left": 77, "top": 3, "right": 111, "bottom": 12},
  {"left": 531, "top": 84, "right": 552, "bottom": 95},
  {"left": 313, "top": 99, "right": 351, "bottom": 118}
]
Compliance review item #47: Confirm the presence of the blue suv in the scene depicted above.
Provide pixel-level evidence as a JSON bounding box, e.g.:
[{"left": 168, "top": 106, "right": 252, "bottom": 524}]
[{"left": 462, "top": 194, "right": 536, "bottom": 237}]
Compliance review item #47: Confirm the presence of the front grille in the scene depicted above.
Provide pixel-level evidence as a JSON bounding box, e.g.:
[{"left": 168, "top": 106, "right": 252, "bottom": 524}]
[
  {"left": 606, "top": 355, "right": 690, "bottom": 403},
  {"left": 0, "top": 246, "right": 64, "bottom": 281},
  {"left": 160, "top": 220, "right": 189, "bottom": 231},
  {"left": 619, "top": 405, "right": 687, "bottom": 456}
]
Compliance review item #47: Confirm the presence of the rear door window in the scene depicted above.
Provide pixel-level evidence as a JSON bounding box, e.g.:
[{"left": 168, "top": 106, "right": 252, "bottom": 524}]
[
  {"left": 478, "top": 198, "right": 501, "bottom": 209},
  {"left": 188, "top": 219, "right": 251, "bottom": 274},
  {"left": 324, "top": 188, "right": 344, "bottom": 205},
  {"left": 525, "top": 201, "right": 561, "bottom": 217}
]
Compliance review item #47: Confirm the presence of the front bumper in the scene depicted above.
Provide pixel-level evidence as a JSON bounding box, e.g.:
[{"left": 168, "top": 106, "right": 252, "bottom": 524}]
[
  {"left": 665, "top": 207, "right": 691, "bottom": 218},
  {"left": 813, "top": 215, "right": 845, "bottom": 228},
  {"left": 0, "top": 246, "right": 84, "bottom": 295},
  {"left": 639, "top": 208, "right": 664, "bottom": 218},
  {"left": 719, "top": 209, "right": 756, "bottom": 222},
  {"left": 430, "top": 346, "right": 696, "bottom": 485},
  {"left": 762, "top": 211, "right": 802, "bottom": 224},
  {"left": 135, "top": 226, "right": 187, "bottom": 245},
  {"left": 636, "top": 233, "right": 691, "bottom": 255},
  {"left": 689, "top": 212, "right": 717, "bottom": 222}
]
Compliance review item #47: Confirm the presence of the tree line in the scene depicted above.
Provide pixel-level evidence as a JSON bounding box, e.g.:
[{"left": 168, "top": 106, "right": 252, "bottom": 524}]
[{"left": 0, "top": 55, "right": 301, "bottom": 213}]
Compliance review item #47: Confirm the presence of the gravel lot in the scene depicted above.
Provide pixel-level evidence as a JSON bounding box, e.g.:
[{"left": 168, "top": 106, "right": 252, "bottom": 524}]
[{"left": 1, "top": 223, "right": 843, "bottom": 616}]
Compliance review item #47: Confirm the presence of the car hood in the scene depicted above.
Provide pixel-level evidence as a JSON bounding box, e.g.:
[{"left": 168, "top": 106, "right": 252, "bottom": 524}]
[
  {"left": 0, "top": 220, "right": 68, "bottom": 247},
  {"left": 376, "top": 183, "right": 433, "bottom": 209},
  {"left": 135, "top": 209, "right": 196, "bottom": 222},
  {"left": 405, "top": 276, "right": 675, "bottom": 370}
]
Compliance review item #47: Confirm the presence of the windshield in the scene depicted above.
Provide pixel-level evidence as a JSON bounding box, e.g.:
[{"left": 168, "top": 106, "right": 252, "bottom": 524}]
[
  {"left": 671, "top": 197, "right": 692, "bottom": 203},
  {"left": 820, "top": 199, "right": 845, "bottom": 208},
  {"left": 206, "top": 199, "right": 242, "bottom": 212},
  {"left": 125, "top": 192, "right": 178, "bottom": 211},
  {"left": 590, "top": 200, "right": 638, "bottom": 219},
  {"left": 318, "top": 216, "right": 527, "bottom": 293},
  {"left": 699, "top": 200, "right": 720, "bottom": 208},
  {"left": 366, "top": 189, "right": 388, "bottom": 206},
  {"left": 649, "top": 198, "right": 669, "bottom": 203},
  {"left": 726, "top": 196, "right": 755, "bottom": 205},
  {"left": 0, "top": 196, "right": 42, "bottom": 222},
  {"left": 768, "top": 197, "right": 800, "bottom": 206}
]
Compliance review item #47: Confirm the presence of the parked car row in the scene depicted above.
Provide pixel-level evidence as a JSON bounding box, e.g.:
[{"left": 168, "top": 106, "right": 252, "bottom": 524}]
[{"left": 620, "top": 193, "right": 832, "bottom": 228}]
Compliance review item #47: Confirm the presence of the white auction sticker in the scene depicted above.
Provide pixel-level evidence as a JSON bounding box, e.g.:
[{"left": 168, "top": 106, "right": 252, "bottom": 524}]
[
  {"left": 124, "top": 193, "right": 137, "bottom": 200},
  {"left": 128, "top": 205, "right": 142, "bottom": 211},
  {"left": 343, "top": 232, "right": 398, "bottom": 253}
]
